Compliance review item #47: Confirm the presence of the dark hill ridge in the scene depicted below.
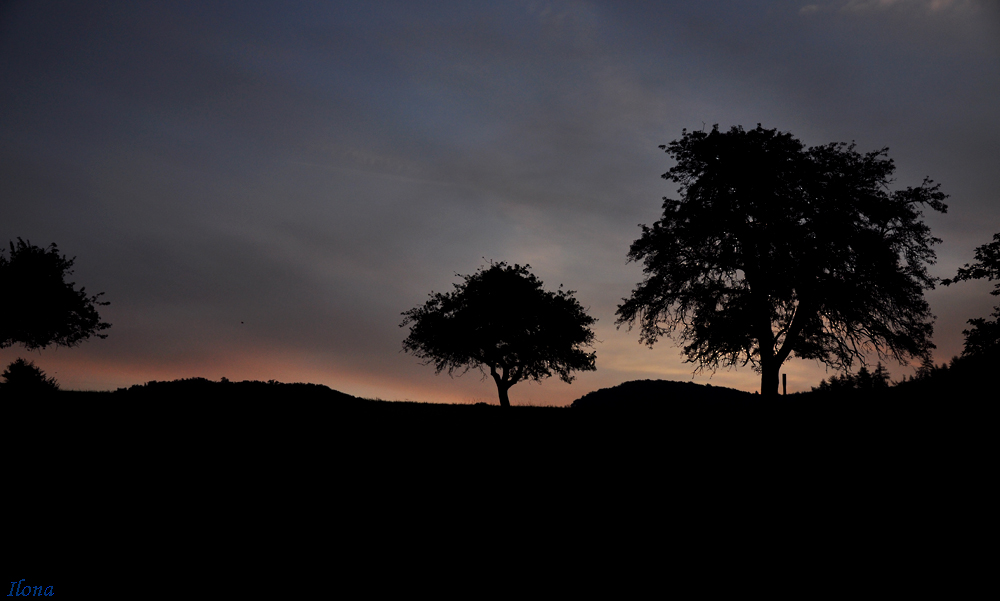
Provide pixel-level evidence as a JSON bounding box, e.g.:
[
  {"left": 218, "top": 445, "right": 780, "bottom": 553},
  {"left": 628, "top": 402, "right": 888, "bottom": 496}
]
[
  {"left": 110, "top": 377, "right": 366, "bottom": 402},
  {"left": 571, "top": 379, "right": 755, "bottom": 409},
  {"left": 49, "top": 376, "right": 759, "bottom": 409},
  {"left": 8, "top": 375, "right": 991, "bottom": 468}
]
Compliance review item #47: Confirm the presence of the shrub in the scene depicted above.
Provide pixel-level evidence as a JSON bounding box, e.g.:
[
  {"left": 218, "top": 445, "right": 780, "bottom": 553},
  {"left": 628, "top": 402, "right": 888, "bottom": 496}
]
[{"left": 1, "top": 358, "right": 59, "bottom": 396}]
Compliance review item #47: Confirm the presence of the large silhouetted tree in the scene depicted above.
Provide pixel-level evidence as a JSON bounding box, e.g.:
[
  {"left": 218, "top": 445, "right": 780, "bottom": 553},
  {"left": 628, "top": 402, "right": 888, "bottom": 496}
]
[
  {"left": 401, "top": 262, "right": 596, "bottom": 407},
  {"left": 943, "top": 232, "right": 1000, "bottom": 358},
  {"left": 616, "top": 125, "right": 947, "bottom": 396},
  {"left": 0, "top": 238, "right": 110, "bottom": 350}
]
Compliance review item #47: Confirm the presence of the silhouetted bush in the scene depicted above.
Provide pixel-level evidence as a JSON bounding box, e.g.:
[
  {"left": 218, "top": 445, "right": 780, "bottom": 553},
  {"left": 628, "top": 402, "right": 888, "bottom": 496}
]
[{"left": 1, "top": 358, "right": 59, "bottom": 396}]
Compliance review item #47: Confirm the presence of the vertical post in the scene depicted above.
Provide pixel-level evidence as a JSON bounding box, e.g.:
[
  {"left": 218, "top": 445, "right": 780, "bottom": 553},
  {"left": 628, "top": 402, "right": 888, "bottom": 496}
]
[{"left": 782, "top": 373, "right": 787, "bottom": 396}]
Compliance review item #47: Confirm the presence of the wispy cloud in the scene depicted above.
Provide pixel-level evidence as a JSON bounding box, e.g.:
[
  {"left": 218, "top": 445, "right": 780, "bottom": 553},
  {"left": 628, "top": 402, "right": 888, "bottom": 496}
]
[{"left": 801, "top": 0, "right": 977, "bottom": 15}]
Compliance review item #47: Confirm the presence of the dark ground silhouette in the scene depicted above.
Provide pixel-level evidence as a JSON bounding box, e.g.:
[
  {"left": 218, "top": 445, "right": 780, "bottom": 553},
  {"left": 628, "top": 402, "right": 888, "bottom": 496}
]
[
  {"left": 11, "top": 372, "right": 987, "bottom": 480},
  {"left": 8, "top": 371, "right": 990, "bottom": 592},
  {"left": 572, "top": 379, "right": 755, "bottom": 409},
  {"left": 12, "top": 366, "right": 989, "bottom": 419}
]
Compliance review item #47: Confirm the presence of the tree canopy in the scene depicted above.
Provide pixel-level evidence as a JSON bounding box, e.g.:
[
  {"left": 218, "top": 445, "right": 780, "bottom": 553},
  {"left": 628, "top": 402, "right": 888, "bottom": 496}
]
[
  {"left": 0, "top": 238, "right": 110, "bottom": 350},
  {"left": 401, "top": 262, "right": 596, "bottom": 407},
  {"left": 942, "top": 232, "right": 1000, "bottom": 358},
  {"left": 616, "top": 124, "right": 947, "bottom": 396}
]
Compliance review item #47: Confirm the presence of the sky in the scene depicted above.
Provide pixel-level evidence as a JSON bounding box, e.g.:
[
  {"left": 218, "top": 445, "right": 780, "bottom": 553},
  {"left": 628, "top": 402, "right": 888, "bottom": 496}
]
[{"left": 2, "top": 0, "right": 998, "bottom": 404}]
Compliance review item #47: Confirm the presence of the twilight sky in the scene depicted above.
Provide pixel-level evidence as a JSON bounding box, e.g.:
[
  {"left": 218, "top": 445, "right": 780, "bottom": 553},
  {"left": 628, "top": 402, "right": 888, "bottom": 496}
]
[{"left": 2, "top": 0, "right": 998, "bottom": 403}]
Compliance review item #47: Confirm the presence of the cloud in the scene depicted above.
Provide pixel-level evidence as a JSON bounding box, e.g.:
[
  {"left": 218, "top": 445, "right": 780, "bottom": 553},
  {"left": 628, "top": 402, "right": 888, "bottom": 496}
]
[
  {"left": 801, "top": 0, "right": 979, "bottom": 14},
  {"left": 3, "top": 1, "right": 997, "bottom": 400}
]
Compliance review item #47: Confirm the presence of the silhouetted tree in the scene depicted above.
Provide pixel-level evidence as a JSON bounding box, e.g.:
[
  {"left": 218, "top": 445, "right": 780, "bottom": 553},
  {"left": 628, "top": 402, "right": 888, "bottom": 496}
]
[
  {"left": 942, "top": 232, "right": 1000, "bottom": 358},
  {"left": 0, "top": 238, "right": 110, "bottom": 350},
  {"left": 401, "top": 262, "right": 596, "bottom": 407},
  {"left": 617, "top": 125, "right": 947, "bottom": 396},
  {"left": 1, "top": 358, "right": 59, "bottom": 395}
]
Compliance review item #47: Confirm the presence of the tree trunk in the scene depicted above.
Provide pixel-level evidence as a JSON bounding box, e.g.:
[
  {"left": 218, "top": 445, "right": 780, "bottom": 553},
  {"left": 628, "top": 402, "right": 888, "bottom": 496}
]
[
  {"left": 760, "top": 359, "right": 780, "bottom": 397},
  {"left": 491, "top": 367, "right": 513, "bottom": 407},
  {"left": 751, "top": 296, "right": 780, "bottom": 397},
  {"left": 496, "top": 384, "right": 511, "bottom": 408}
]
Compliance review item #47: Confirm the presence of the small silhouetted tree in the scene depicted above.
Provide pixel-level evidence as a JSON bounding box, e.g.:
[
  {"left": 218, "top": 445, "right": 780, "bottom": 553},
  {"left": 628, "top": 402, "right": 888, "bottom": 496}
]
[
  {"left": 616, "top": 125, "right": 947, "bottom": 396},
  {"left": 1, "top": 358, "right": 59, "bottom": 395},
  {"left": 942, "top": 232, "right": 1000, "bottom": 358},
  {"left": 0, "top": 238, "right": 110, "bottom": 350},
  {"left": 401, "top": 262, "right": 597, "bottom": 407}
]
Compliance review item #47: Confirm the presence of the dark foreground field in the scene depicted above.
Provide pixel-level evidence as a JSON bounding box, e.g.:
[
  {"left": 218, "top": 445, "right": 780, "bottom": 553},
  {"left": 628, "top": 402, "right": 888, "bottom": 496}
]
[
  {"left": 6, "top": 374, "right": 990, "bottom": 446},
  {"left": 5, "top": 375, "right": 993, "bottom": 594},
  {"left": 10, "top": 375, "right": 991, "bottom": 510}
]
